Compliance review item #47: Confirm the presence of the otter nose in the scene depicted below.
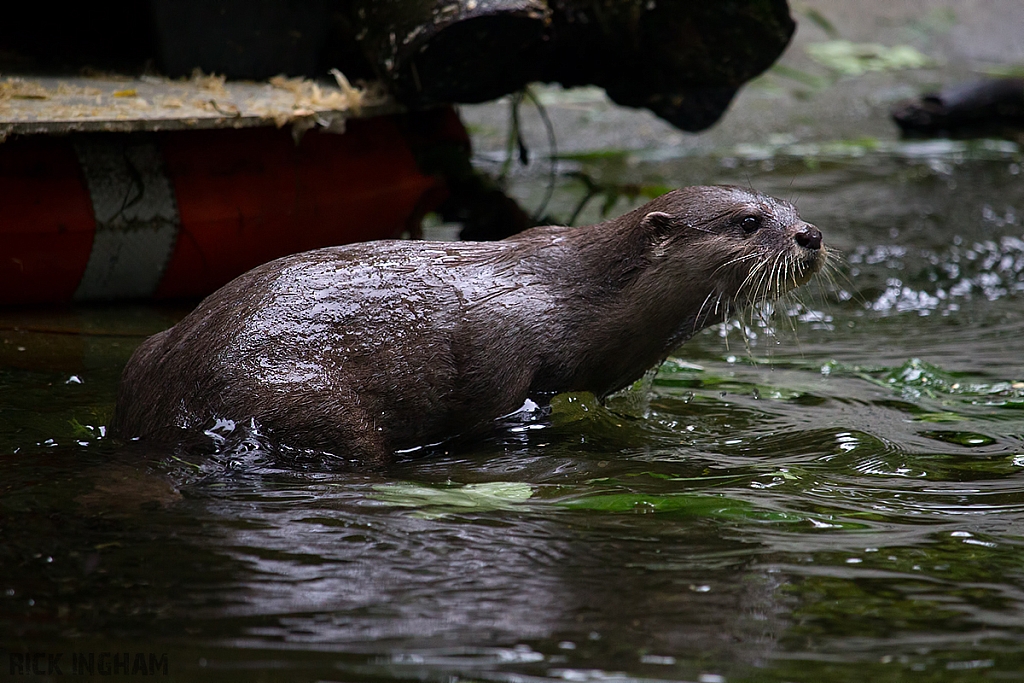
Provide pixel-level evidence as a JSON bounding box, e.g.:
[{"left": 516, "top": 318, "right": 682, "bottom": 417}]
[{"left": 795, "top": 224, "right": 822, "bottom": 250}]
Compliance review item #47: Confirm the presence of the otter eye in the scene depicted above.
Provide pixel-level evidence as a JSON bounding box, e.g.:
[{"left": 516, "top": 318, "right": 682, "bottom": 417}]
[{"left": 740, "top": 215, "right": 761, "bottom": 234}]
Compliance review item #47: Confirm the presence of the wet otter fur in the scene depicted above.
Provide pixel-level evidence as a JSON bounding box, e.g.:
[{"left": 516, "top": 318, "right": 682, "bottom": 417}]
[{"left": 113, "top": 186, "right": 825, "bottom": 463}]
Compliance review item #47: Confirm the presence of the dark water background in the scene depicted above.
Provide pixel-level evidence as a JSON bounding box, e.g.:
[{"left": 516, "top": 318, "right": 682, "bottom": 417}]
[{"left": 5, "top": 3, "right": 1024, "bottom": 681}]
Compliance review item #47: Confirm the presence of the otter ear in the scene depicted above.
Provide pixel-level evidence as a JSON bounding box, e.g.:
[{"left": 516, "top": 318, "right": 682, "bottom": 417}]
[{"left": 640, "top": 211, "right": 675, "bottom": 240}]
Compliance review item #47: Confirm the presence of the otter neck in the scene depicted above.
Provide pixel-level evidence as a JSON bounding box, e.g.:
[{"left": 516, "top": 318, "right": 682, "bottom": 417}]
[{"left": 533, "top": 224, "right": 724, "bottom": 398}]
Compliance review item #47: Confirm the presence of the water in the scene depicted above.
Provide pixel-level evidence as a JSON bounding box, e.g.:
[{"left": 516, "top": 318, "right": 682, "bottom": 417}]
[{"left": 2, "top": 137, "right": 1023, "bottom": 682}]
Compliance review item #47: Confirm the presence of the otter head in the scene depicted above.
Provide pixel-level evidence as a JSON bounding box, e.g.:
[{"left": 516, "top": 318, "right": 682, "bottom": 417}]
[{"left": 639, "top": 185, "right": 826, "bottom": 315}]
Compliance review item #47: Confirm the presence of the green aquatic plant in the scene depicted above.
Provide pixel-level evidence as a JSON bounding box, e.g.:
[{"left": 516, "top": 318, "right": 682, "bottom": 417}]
[
  {"left": 561, "top": 170, "right": 672, "bottom": 226},
  {"left": 802, "top": 7, "right": 839, "bottom": 38},
  {"left": 978, "top": 64, "right": 1024, "bottom": 79},
  {"left": 68, "top": 417, "right": 106, "bottom": 441},
  {"left": 876, "top": 358, "right": 1024, "bottom": 404},
  {"left": 554, "top": 491, "right": 803, "bottom": 523},
  {"left": 806, "top": 40, "right": 934, "bottom": 76},
  {"left": 766, "top": 63, "right": 830, "bottom": 90},
  {"left": 369, "top": 480, "right": 867, "bottom": 529},
  {"left": 499, "top": 86, "right": 557, "bottom": 221}
]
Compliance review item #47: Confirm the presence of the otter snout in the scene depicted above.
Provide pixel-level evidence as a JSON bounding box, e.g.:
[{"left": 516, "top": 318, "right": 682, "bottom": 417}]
[{"left": 795, "top": 224, "right": 822, "bottom": 250}]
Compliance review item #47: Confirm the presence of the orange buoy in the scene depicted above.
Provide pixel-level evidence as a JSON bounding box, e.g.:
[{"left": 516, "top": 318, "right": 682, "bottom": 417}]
[
  {"left": 0, "top": 115, "right": 449, "bottom": 305},
  {"left": 0, "top": 137, "right": 96, "bottom": 305}
]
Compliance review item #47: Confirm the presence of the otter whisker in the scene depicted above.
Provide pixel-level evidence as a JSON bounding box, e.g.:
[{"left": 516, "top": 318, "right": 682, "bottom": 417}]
[
  {"left": 755, "top": 250, "right": 777, "bottom": 296},
  {"left": 778, "top": 293, "right": 803, "bottom": 358},
  {"left": 798, "top": 250, "right": 853, "bottom": 322},
  {"left": 760, "top": 251, "right": 789, "bottom": 336},
  {"left": 824, "top": 255, "right": 860, "bottom": 303},
  {"left": 774, "top": 259, "right": 784, "bottom": 295},
  {"left": 693, "top": 289, "right": 719, "bottom": 333},
  {"left": 688, "top": 226, "right": 717, "bottom": 234},
  {"left": 756, "top": 251, "right": 782, "bottom": 307},
  {"left": 746, "top": 260, "right": 775, "bottom": 326},
  {"left": 736, "top": 268, "right": 763, "bottom": 300},
  {"left": 712, "top": 291, "right": 726, "bottom": 326},
  {"left": 711, "top": 290, "right": 729, "bottom": 326},
  {"left": 814, "top": 262, "right": 844, "bottom": 318},
  {"left": 782, "top": 291, "right": 803, "bottom": 337},
  {"left": 712, "top": 251, "right": 762, "bottom": 278},
  {"left": 721, "top": 298, "right": 733, "bottom": 352},
  {"left": 740, "top": 304, "right": 755, "bottom": 357},
  {"left": 757, "top": 256, "right": 772, "bottom": 304},
  {"left": 736, "top": 269, "right": 763, "bottom": 305},
  {"left": 773, "top": 251, "right": 786, "bottom": 298},
  {"left": 694, "top": 289, "right": 726, "bottom": 341},
  {"left": 737, "top": 253, "right": 771, "bottom": 296},
  {"left": 741, "top": 264, "right": 768, "bottom": 344}
]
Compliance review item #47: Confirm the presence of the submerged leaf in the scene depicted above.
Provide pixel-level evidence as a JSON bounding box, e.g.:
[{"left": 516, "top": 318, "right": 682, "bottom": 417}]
[
  {"left": 557, "top": 492, "right": 730, "bottom": 514},
  {"left": 370, "top": 482, "right": 534, "bottom": 514},
  {"left": 556, "top": 492, "right": 811, "bottom": 523}
]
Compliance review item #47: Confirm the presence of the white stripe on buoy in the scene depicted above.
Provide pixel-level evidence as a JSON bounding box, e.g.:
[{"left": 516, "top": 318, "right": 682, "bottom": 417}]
[{"left": 73, "top": 135, "right": 180, "bottom": 301}]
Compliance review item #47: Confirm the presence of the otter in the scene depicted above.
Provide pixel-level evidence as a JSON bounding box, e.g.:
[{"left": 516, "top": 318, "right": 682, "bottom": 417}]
[{"left": 112, "top": 186, "right": 825, "bottom": 463}]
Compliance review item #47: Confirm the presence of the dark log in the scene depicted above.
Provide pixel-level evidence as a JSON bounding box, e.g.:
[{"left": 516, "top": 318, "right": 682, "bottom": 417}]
[
  {"left": 349, "top": 0, "right": 552, "bottom": 104},
  {"left": 350, "top": 0, "right": 794, "bottom": 131}
]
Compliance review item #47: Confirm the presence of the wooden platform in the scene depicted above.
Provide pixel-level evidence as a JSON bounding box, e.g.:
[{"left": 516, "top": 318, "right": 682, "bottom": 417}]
[{"left": 0, "top": 72, "right": 400, "bottom": 139}]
